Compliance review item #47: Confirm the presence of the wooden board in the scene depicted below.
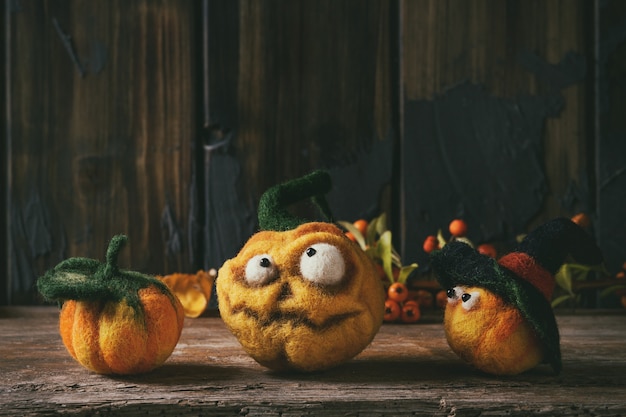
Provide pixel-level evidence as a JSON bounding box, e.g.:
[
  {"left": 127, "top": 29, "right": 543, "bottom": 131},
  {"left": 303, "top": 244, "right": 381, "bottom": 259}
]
[
  {"left": 399, "top": 0, "right": 593, "bottom": 266},
  {"left": 4, "top": 1, "right": 198, "bottom": 304},
  {"left": 596, "top": 1, "right": 626, "bottom": 273},
  {"left": 200, "top": 0, "right": 397, "bottom": 274},
  {"left": 1, "top": 307, "right": 625, "bottom": 416},
  {"left": 3, "top": 0, "right": 626, "bottom": 306}
]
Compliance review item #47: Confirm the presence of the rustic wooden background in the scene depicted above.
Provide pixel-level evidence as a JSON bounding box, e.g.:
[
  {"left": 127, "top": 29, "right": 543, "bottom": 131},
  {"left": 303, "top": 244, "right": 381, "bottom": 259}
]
[{"left": 2, "top": 0, "right": 625, "bottom": 305}]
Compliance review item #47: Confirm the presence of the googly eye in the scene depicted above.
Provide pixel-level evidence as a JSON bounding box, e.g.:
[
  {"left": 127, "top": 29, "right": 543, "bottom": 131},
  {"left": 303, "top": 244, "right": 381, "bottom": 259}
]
[
  {"left": 460, "top": 291, "right": 480, "bottom": 311},
  {"left": 245, "top": 254, "right": 278, "bottom": 286},
  {"left": 446, "top": 286, "right": 463, "bottom": 304},
  {"left": 300, "top": 243, "right": 345, "bottom": 286}
]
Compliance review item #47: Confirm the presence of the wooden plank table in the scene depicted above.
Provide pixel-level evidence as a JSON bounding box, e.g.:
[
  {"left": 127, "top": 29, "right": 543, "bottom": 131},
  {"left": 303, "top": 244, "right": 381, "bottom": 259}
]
[{"left": 1, "top": 307, "right": 625, "bottom": 416}]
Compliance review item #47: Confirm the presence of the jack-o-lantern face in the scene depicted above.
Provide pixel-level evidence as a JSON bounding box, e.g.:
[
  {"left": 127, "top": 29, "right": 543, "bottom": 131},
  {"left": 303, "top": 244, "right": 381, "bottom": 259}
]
[{"left": 217, "top": 222, "right": 385, "bottom": 372}]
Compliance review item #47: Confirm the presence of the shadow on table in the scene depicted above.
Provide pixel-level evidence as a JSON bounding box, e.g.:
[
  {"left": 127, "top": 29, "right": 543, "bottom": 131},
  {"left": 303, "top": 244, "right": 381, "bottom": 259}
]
[
  {"left": 107, "top": 355, "right": 626, "bottom": 388},
  {"left": 266, "top": 358, "right": 565, "bottom": 385},
  {"left": 110, "top": 362, "right": 257, "bottom": 385}
]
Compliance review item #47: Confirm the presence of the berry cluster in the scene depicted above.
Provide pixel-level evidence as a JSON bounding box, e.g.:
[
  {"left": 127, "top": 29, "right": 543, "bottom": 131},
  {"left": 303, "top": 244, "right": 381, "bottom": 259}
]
[
  {"left": 422, "top": 218, "right": 497, "bottom": 259},
  {"left": 384, "top": 283, "right": 420, "bottom": 323}
]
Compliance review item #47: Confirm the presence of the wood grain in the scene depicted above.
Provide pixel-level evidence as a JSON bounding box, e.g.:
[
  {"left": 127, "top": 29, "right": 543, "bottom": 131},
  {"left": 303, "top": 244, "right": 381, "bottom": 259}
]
[
  {"left": 596, "top": 0, "right": 626, "bottom": 273},
  {"left": 234, "top": 0, "right": 394, "bottom": 197},
  {"left": 6, "top": 1, "right": 198, "bottom": 303},
  {"left": 1, "top": 307, "right": 625, "bottom": 416},
  {"left": 400, "top": 0, "right": 593, "bottom": 262},
  {"left": 4, "top": 0, "right": 626, "bottom": 306}
]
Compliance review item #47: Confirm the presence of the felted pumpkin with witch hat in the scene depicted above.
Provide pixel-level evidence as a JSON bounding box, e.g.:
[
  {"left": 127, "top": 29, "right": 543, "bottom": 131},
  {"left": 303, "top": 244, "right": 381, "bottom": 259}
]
[
  {"left": 216, "top": 170, "right": 386, "bottom": 372},
  {"left": 430, "top": 217, "right": 603, "bottom": 375}
]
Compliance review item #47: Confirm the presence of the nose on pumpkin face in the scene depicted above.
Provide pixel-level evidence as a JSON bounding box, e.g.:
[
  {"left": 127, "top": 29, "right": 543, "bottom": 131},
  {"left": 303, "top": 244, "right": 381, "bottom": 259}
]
[{"left": 277, "top": 282, "right": 293, "bottom": 301}]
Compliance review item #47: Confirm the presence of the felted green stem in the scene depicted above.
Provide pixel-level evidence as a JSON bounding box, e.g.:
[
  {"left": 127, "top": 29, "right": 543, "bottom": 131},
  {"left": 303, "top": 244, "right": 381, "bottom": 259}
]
[
  {"left": 258, "top": 170, "right": 334, "bottom": 231},
  {"left": 103, "top": 234, "right": 127, "bottom": 279},
  {"left": 37, "top": 235, "right": 169, "bottom": 311}
]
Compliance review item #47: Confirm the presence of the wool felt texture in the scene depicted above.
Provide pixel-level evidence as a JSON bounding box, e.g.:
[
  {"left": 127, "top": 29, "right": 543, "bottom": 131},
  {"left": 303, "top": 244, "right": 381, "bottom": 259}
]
[
  {"left": 38, "top": 235, "right": 185, "bottom": 375},
  {"left": 443, "top": 286, "right": 544, "bottom": 375},
  {"left": 258, "top": 170, "right": 334, "bottom": 232},
  {"left": 430, "top": 217, "right": 603, "bottom": 375},
  {"left": 217, "top": 171, "right": 385, "bottom": 372}
]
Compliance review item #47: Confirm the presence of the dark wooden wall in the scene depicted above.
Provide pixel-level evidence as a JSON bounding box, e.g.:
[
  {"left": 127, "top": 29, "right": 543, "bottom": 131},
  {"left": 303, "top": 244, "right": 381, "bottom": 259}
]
[
  {"left": 3, "top": 1, "right": 199, "bottom": 304},
  {"left": 401, "top": 0, "right": 594, "bottom": 266},
  {"left": 2, "top": 0, "right": 625, "bottom": 305}
]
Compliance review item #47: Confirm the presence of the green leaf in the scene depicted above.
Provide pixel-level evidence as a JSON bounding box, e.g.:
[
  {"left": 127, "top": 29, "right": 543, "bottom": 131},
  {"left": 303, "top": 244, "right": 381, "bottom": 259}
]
[
  {"left": 599, "top": 284, "right": 626, "bottom": 298},
  {"left": 375, "top": 212, "right": 388, "bottom": 235},
  {"left": 436, "top": 229, "right": 447, "bottom": 249},
  {"left": 551, "top": 294, "right": 574, "bottom": 308},
  {"left": 565, "top": 263, "right": 594, "bottom": 281},
  {"left": 397, "top": 263, "right": 418, "bottom": 285},
  {"left": 365, "top": 215, "right": 381, "bottom": 246},
  {"left": 555, "top": 265, "right": 574, "bottom": 294},
  {"left": 377, "top": 230, "right": 394, "bottom": 285},
  {"left": 337, "top": 220, "right": 366, "bottom": 250}
]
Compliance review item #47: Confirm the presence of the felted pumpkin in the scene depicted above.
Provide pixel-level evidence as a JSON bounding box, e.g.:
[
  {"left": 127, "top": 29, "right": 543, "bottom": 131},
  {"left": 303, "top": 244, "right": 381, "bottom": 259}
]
[
  {"left": 37, "top": 235, "right": 185, "bottom": 375},
  {"left": 217, "top": 170, "right": 385, "bottom": 372},
  {"left": 430, "top": 218, "right": 603, "bottom": 375}
]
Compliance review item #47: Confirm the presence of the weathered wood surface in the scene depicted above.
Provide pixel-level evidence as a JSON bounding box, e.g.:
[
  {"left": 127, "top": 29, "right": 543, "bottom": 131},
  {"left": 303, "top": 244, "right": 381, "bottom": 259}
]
[
  {"left": 400, "top": 0, "right": 594, "bottom": 267},
  {"left": 1, "top": 307, "right": 625, "bottom": 416},
  {"left": 5, "top": 1, "right": 198, "bottom": 305},
  {"left": 596, "top": 0, "right": 626, "bottom": 274}
]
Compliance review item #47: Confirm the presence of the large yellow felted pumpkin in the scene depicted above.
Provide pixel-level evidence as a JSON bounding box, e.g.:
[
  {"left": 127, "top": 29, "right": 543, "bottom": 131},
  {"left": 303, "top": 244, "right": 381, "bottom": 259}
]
[
  {"left": 216, "top": 171, "right": 385, "bottom": 372},
  {"left": 38, "top": 235, "right": 185, "bottom": 375}
]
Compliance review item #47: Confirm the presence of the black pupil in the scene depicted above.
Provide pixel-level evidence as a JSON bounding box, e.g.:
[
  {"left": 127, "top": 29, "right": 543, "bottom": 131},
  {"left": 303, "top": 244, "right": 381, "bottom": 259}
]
[
  {"left": 306, "top": 247, "right": 317, "bottom": 257},
  {"left": 260, "top": 257, "right": 271, "bottom": 268},
  {"left": 446, "top": 288, "right": 455, "bottom": 298},
  {"left": 461, "top": 293, "right": 471, "bottom": 302}
]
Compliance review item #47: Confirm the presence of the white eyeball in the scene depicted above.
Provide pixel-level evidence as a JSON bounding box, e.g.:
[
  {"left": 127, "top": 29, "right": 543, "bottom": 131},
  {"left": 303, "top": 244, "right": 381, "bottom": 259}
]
[
  {"left": 299, "top": 243, "right": 345, "bottom": 286},
  {"left": 245, "top": 254, "right": 278, "bottom": 286},
  {"left": 460, "top": 290, "right": 480, "bottom": 311}
]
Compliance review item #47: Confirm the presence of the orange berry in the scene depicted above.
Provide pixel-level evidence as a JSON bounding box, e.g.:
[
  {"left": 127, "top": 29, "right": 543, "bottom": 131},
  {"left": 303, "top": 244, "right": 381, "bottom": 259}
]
[
  {"left": 383, "top": 299, "right": 401, "bottom": 322},
  {"left": 353, "top": 219, "right": 368, "bottom": 235},
  {"left": 435, "top": 289, "right": 448, "bottom": 309},
  {"left": 616, "top": 271, "right": 625, "bottom": 279},
  {"left": 477, "top": 243, "right": 497, "bottom": 259},
  {"left": 423, "top": 235, "right": 439, "bottom": 254},
  {"left": 571, "top": 212, "right": 591, "bottom": 229},
  {"left": 415, "top": 289, "right": 433, "bottom": 309},
  {"left": 449, "top": 219, "right": 468, "bottom": 237},
  {"left": 387, "top": 282, "right": 409, "bottom": 303},
  {"left": 401, "top": 301, "right": 421, "bottom": 323},
  {"left": 345, "top": 232, "right": 357, "bottom": 242}
]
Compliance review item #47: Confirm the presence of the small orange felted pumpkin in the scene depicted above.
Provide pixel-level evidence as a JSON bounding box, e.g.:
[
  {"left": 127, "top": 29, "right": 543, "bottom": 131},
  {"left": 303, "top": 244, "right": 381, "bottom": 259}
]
[
  {"left": 431, "top": 218, "right": 604, "bottom": 375},
  {"left": 37, "top": 235, "right": 185, "bottom": 375},
  {"left": 217, "top": 171, "right": 385, "bottom": 372}
]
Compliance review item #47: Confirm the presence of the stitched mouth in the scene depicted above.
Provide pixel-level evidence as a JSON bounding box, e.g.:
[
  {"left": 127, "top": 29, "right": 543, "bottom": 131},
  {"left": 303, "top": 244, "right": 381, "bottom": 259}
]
[{"left": 231, "top": 305, "right": 362, "bottom": 331}]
